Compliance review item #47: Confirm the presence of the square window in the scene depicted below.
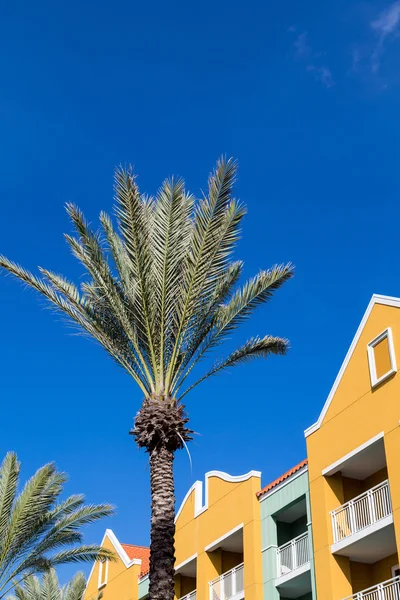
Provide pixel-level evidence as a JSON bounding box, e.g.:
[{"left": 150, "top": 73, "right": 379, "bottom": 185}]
[
  {"left": 98, "top": 560, "right": 108, "bottom": 589},
  {"left": 367, "top": 328, "right": 397, "bottom": 388}
]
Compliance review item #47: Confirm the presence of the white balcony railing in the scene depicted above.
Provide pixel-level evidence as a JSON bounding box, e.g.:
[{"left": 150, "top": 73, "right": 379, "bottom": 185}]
[
  {"left": 276, "top": 532, "right": 310, "bottom": 578},
  {"left": 179, "top": 592, "right": 196, "bottom": 600},
  {"left": 331, "top": 480, "right": 392, "bottom": 544},
  {"left": 209, "top": 563, "right": 244, "bottom": 600},
  {"left": 342, "top": 576, "right": 400, "bottom": 599}
]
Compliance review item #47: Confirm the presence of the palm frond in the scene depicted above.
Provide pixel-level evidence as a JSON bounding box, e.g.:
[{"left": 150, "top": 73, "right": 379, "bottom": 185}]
[
  {"left": 0, "top": 156, "right": 293, "bottom": 405},
  {"left": 7, "top": 570, "right": 86, "bottom": 600},
  {"left": 113, "top": 168, "right": 158, "bottom": 384},
  {"left": 0, "top": 453, "right": 114, "bottom": 598},
  {"left": 179, "top": 335, "right": 289, "bottom": 399},
  {"left": 151, "top": 178, "right": 193, "bottom": 391},
  {"left": 62, "top": 572, "right": 86, "bottom": 600},
  {"left": 164, "top": 157, "right": 240, "bottom": 389}
]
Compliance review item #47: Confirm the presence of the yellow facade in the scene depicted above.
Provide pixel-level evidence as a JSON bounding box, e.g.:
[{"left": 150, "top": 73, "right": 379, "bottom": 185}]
[
  {"left": 306, "top": 296, "right": 400, "bottom": 600},
  {"left": 83, "top": 530, "right": 144, "bottom": 600},
  {"left": 84, "top": 471, "right": 264, "bottom": 600},
  {"left": 174, "top": 470, "right": 263, "bottom": 600}
]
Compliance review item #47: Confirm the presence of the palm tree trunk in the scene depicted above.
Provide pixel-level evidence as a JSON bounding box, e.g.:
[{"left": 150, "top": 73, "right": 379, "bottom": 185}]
[
  {"left": 131, "top": 398, "right": 192, "bottom": 600},
  {"left": 148, "top": 445, "right": 175, "bottom": 600}
]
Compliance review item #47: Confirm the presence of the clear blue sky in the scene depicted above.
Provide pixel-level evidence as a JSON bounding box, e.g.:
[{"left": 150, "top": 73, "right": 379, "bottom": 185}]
[{"left": 1, "top": 0, "right": 400, "bottom": 581}]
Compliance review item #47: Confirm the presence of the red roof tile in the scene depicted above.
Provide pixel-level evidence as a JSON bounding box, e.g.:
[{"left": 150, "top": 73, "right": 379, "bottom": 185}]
[
  {"left": 121, "top": 544, "right": 150, "bottom": 577},
  {"left": 256, "top": 459, "right": 308, "bottom": 498}
]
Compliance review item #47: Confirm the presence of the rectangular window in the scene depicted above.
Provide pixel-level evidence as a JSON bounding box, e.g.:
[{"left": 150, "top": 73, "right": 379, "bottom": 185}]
[
  {"left": 367, "top": 328, "right": 397, "bottom": 388},
  {"left": 98, "top": 560, "right": 108, "bottom": 589}
]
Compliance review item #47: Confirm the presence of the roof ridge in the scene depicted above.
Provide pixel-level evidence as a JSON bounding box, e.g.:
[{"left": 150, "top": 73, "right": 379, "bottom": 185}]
[{"left": 256, "top": 458, "right": 308, "bottom": 498}]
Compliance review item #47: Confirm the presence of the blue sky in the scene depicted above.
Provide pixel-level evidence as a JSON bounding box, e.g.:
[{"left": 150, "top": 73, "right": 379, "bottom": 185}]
[{"left": 1, "top": 0, "right": 400, "bottom": 581}]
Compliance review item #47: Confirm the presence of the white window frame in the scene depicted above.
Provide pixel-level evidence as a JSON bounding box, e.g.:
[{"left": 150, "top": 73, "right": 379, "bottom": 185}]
[
  {"left": 392, "top": 564, "right": 400, "bottom": 578},
  {"left": 98, "top": 560, "right": 108, "bottom": 589},
  {"left": 367, "top": 327, "right": 397, "bottom": 388}
]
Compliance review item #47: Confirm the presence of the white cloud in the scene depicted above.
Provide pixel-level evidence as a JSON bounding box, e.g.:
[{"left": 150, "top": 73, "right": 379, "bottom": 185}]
[
  {"left": 371, "top": 1, "right": 400, "bottom": 71},
  {"left": 294, "top": 32, "right": 311, "bottom": 58},
  {"left": 307, "top": 66, "right": 334, "bottom": 88},
  {"left": 372, "top": 1, "right": 400, "bottom": 35},
  {"left": 289, "top": 28, "right": 334, "bottom": 88}
]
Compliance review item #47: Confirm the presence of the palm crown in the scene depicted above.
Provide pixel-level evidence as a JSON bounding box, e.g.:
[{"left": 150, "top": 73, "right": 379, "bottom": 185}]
[
  {"left": 7, "top": 570, "right": 87, "bottom": 600},
  {"left": 0, "top": 158, "right": 293, "bottom": 401},
  {"left": 0, "top": 453, "right": 114, "bottom": 600}
]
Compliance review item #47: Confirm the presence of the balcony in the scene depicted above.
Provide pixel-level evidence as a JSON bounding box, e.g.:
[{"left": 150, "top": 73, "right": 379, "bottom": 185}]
[
  {"left": 209, "top": 563, "right": 244, "bottom": 600},
  {"left": 331, "top": 480, "right": 396, "bottom": 561},
  {"left": 277, "top": 531, "right": 310, "bottom": 577},
  {"left": 179, "top": 593, "right": 196, "bottom": 600},
  {"left": 275, "top": 532, "right": 312, "bottom": 598},
  {"left": 342, "top": 576, "right": 400, "bottom": 599}
]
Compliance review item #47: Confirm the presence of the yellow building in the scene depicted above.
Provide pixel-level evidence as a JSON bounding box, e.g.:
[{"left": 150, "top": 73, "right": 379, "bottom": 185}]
[
  {"left": 84, "top": 470, "right": 265, "bottom": 600},
  {"left": 84, "top": 293, "right": 400, "bottom": 600},
  {"left": 173, "top": 470, "right": 263, "bottom": 600},
  {"left": 306, "top": 294, "right": 400, "bottom": 600},
  {"left": 83, "top": 529, "right": 149, "bottom": 600}
]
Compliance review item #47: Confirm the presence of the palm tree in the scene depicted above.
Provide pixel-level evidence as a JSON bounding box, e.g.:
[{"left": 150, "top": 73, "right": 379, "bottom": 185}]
[
  {"left": 0, "top": 452, "right": 114, "bottom": 600},
  {"left": 0, "top": 157, "right": 293, "bottom": 600},
  {"left": 7, "top": 570, "right": 87, "bottom": 600}
]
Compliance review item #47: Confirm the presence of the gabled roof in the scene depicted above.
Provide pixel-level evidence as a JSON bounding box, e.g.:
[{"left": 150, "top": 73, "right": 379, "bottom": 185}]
[
  {"left": 85, "top": 529, "right": 146, "bottom": 590},
  {"left": 304, "top": 294, "right": 400, "bottom": 438},
  {"left": 256, "top": 459, "right": 308, "bottom": 498},
  {"left": 121, "top": 544, "right": 150, "bottom": 577}
]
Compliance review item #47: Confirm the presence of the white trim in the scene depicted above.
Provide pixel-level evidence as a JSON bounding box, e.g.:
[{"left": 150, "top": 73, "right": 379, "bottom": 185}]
[
  {"left": 175, "top": 553, "right": 198, "bottom": 574},
  {"left": 175, "top": 470, "right": 261, "bottom": 522},
  {"left": 305, "top": 294, "right": 400, "bottom": 438},
  {"left": 98, "top": 559, "right": 108, "bottom": 589},
  {"left": 322, "top": 432, "right": 384, "bottom": 476},
  {"left": 175, "top": 480, "right": 203, "bottom": 522},
  {"left": 275, "top": 561, "right": 311, "bottom": 587},
  {"left": 262, "top": 544, "right": 278, "bottom": 552},
  {"left": 227, "top": 593, "right": 244, "bottom": 600},
  {"left": 258, "top": 466, "right": 308, "bottom": 502},
  {"left": 205, "top": 523, "right": 244, "bottom": 552},
  {"left": 367, "top": 327, "right": 397, "bottom": 387},
  {"left": 139, "top": 573, "right": 149, "bottom": 583},
  {"left": 103, "top": 529, "right": 142, "bottom": 568},
  {"left": 205, "top": 470, "right": 261, "bottom": 483},
  {"left": 331, "top": 514, "right": 394, "bottom": 554},
  {"left": 85, "top": 529, "right": 142, "bottom": 593}
]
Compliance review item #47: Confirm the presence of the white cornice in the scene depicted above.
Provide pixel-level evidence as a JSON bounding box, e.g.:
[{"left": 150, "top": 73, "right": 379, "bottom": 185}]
[
  {"left": 322, "top": 432, "right": 384, "bottom": 476},
  {"left": 204, "top": 523, "right": 244, "bottom": 552},
  {"left": 175, "top": 470, "right": 261, "bottom": 522},
  {"left": 175, "top": 553, "right": 198, "bottom": 573},
  {"left": 304, "top": 294, "right": 400, "bottom": 438}
]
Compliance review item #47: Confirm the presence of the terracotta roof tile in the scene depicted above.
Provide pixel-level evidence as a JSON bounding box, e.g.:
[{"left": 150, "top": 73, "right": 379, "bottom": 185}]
[
  {"left": 256, "top": 459, "right": 308, "bottom": 499},
  {"left": 121, "top": 544, "right": 150, "bottom": 577}
]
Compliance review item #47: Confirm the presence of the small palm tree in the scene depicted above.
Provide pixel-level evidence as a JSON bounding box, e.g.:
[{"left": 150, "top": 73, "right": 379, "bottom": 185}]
[
  {"left": 0, "top": 158, "right": 293, "bottom": 600},
  {"left": 0, "top": 453, "right": 114, "bottom": 600},
  {"left": 7, "top": 570, "right": 86, "bottom": 600}
]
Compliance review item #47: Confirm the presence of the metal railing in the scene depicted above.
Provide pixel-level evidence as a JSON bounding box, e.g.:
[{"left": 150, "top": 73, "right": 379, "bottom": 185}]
[
  {"left": 178, "top": 592, "right": 196, "bottom": 600},
  {"left": 209, "top": 563, "right": 244, "bottom": 600},
  {"left": 331, "top": 480, "right": 392, "bottom": 544},
  {"left": 276, "top": 532, "right": 310, "bottom": 577},
  {"left": 342, "top": 576, "right": 400, "bottom": 599}
]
